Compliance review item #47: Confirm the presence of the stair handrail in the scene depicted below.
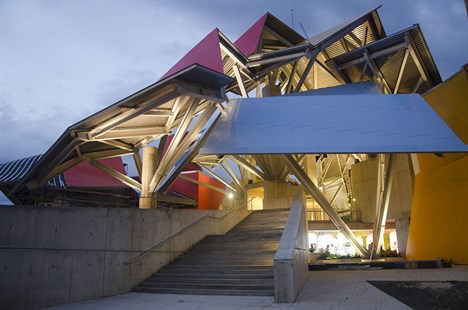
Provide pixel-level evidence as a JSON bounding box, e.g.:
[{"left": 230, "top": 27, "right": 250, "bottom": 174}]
[{"left": 125, "top": 208, "right": 241, "bottom": 265}]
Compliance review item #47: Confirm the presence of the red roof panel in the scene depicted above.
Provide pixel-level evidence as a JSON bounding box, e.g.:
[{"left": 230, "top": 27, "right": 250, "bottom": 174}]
[
  {"left": 64, "top": 157, "right": 127, "bottom": 188},
  {"left": 160, "top": 29, "right": 224, "bottom": 80},
  {"left": 234, "top": 13, "right": 268, "bottom": 57}
]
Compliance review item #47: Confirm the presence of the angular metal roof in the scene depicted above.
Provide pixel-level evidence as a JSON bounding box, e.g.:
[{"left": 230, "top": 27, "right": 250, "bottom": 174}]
[
  {"left": 14, "top": 65, "right": 232, "bottom": 193},
  {"left": 200, "top": 88, "right": 467, "bottom": 155},
  {"left": 326, "top": 24, "right": 442, "bottom": 94},
  {"left": 307, "top": 6, "right": 385, "bottom": 46},
  {"left": 160, "top": 29, "right": 225, "bottom": 80},
  {"left": 0, "top": 155, "right": 63, "bottom": 186}
]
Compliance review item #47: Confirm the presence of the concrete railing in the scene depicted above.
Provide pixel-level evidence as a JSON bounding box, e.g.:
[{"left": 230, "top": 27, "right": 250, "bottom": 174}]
[{"left": 273, "top": 190, "right": 309, "bottom": 303}]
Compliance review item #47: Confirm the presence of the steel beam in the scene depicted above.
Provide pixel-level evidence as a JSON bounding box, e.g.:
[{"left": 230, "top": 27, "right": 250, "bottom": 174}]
[
  {"left": 149, "top": 104, "right": 217, "bottom": 192},
  {"left": 363, "top": 50, "right": 392, "bottom": 93},
  {"left": 90, "top": 88, "right": 179, "bottom": 138},
  {"left": 94, "top": 126, "right": 166, "bottom": 140},
  {"left": 248, "top": 51, "right": 308, "bottom": 68},
  {"left": 178, "top": 174, "right": 227, "bottom": 195},
  {"left": 370, "top": 154, "right": 395, "bottom": 258},
  {"left": 87, "top": 158, "right": 142, "bottom": 191},
  {"left": 98, "top": 139, "right": 134, "bottom": 152},
  {"left": 394, "top": 48, "right": 410, "bottom": 94},
  {"left": 405, "top": 34, "right": 432, "bottom": 87},
  {"left": 335, "top": 42, "right": 407, "bottom": 71},
  {"left": 229, "top": 155, "right": 266, "bottom": 180},
  {"left": 285, "top": 60, "right": 299, "bottom": 94},
  {"left": 157, "top": 114, "right": 221, "bottom": 194},
  {"left": 133, "top": 149, "right": 143, "bottom": 178},
  {"left": 281, "top": 154, "right": 368, "bottom": 257},
  {"left": 200, "top": 164, "right": 239, "bottom": 193},
  {"left": 233, "top": 65, "right": 249, "bottom": 98},
  {"left": 294, "top": 56, "right": 316, "bottom": 92}
]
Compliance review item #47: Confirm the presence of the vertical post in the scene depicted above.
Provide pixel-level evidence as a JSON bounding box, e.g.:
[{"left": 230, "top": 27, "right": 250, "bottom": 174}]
[
  {"left": 139, "top": 146, "right": 158, "bottom": 209},
  {"left": 371, "top": 154, "right": 395, "bottom": 257}
]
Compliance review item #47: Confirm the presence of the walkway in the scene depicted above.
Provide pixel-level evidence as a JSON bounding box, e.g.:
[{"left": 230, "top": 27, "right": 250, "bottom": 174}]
[{"left": 47, "top": 265, "right": 468, "bottom": 310}]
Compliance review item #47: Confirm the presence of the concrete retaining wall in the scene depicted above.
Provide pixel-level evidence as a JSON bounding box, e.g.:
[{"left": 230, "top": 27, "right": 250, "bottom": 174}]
[{"left": 0, "top": 205, "right": 250, "bottom": 309}]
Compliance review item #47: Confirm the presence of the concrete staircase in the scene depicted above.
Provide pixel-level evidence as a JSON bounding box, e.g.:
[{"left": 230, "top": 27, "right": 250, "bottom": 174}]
[{"left": 133, "top": 208, "right": 289, "bottom": 296}]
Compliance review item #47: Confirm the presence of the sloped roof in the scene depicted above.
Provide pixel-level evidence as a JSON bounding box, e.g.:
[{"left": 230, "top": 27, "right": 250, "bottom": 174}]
[
  {"left": 234, "top": 12, "right": 305, "bottom": 57},
  {"left": 160, "top": 29, "right": 225, "bottom": 80},
  {"left": 0, "top": 155, "right": 127, "bottom": 188},
  {"left": 200, "top": 84, "right": 467, "bottom": 154},
  {"left": 307, "top": 6, "right": 385, "bottom": 46},
  {"left": 15, "top": 65, "right": 232, "bottom": 191},
  {"left": 234, "top": 13, "right": 268, "bottom": 56},
  {"left": 0, "top": 155, "right": 64, "bottom": 187},
  {"left": 327, "top": 24, "right": 442, "bottom": 93},
  {"left": 64, "top": 157, "right": 128, "bottom": 188}
]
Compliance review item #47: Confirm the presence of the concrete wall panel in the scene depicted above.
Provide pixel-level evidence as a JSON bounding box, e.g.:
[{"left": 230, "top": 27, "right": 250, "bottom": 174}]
[
  {"left": 0, "top": 205, "right": 250, "bottom": 309},
  {"left": 55, "top": 208, "right": 107, "bottom": 250},
  {"left": 105, "top": 208, "right": 134, "bottom": 251}
]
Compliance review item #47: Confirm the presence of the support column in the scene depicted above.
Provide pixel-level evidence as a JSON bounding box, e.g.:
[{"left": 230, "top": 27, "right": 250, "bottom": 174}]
[
  {"left": 395, "top": 217, "right": 410, "bottom": 257},
  {"left": 371, "top": 154, "right": 395, "bottom": 258},
  {"left": 139, "top": 146, "right": 158, "bottom": 209}
]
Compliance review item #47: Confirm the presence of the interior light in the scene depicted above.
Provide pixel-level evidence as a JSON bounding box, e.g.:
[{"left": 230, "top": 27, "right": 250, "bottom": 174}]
[{"left": 227, "top": 193, "right": 234, "bottom": 199}]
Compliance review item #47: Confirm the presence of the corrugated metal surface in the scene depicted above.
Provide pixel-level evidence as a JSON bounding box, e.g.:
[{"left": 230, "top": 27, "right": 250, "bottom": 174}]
[
  {"left": 0, "top": 155, "right": 65, "bottom": 187},
  {"left": 327, "top": 25, "right": 441, "bottom": 94},
  {"left": 409, "top": 27, "right": 442, "bottom": 84},
  {"left": 265, "top": 13, "right": 304, "bottom": 46},
  {"left": 288, "top": 81, "right": 381, "bottom": 96}
]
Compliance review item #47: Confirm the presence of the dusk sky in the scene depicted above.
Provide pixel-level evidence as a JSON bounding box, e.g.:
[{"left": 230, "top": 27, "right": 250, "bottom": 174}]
[{"left": 0, "top": 0, "right": 467, "bottom": 202}]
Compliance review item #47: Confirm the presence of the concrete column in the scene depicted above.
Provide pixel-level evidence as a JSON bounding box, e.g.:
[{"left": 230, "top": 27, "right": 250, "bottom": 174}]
[
  {"left": 263, "top": 181, "right": 298, "bottom": 209},
  {"left": 139, "top": 146, "right": 158, "bottom": 209},
  {"left": 396, "top": 217, "right": 410, "bottom": 257}
]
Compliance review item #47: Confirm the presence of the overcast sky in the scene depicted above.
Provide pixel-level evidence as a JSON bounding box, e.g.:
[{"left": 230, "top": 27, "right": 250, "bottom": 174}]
[{"left": 0, "top": 0, "right": 467, "bottom": 165}]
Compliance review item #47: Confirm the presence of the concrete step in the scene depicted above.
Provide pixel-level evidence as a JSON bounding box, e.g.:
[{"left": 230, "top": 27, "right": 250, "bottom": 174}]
[
  {"left": 200, "top": 234, "right": 282, "bottom": 241},
  {"left": 232, "top": 223, "right": 286, "bottom": 230},
  {"left": 144, "top": 277, "right": 273, "bottom": 285},
  {"left": 133, "top": 287, "right": 274, "bottom": 296},
  {"left": 178, "top": 250, "right": 276, "bottom": 257},
  {"left": 137, "top": 281, "right": 274, "bottom": 290},
  {"left": 178, "top": 251, "right": 276, "bottom": 259},
  {"left": 158, "top": 268, "right": 273, "bottom": 275},
  {"left": 170, "top": 260, "right": 274, "bottom": 266},
  {"left": 188, "top": 246, "right": 278, "bottom": 253},
  {"left": 164, "top": 264, "right": 273, "bottom": 270},
  {"left": 152, "top": 272, "right": 273, "bottom": 279},
  {"left": 194, "top": 240, "right": 279, "bottom": 247}
]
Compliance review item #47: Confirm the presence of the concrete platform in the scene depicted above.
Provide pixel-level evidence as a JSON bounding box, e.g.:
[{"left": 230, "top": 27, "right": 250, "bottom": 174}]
[{"left": 47, "top": 265, "right": 468, "bottom": 310}]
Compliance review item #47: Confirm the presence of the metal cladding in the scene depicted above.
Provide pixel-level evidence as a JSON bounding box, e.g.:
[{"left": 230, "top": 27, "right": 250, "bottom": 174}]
[{"left": 200, "top": 90, "right": 468, "bottom": 155}]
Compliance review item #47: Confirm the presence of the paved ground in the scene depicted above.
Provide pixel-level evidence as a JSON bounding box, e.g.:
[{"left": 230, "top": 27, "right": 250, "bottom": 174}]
[{"left": 48, "top": 265, "right": 468, "bottom": 310}]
